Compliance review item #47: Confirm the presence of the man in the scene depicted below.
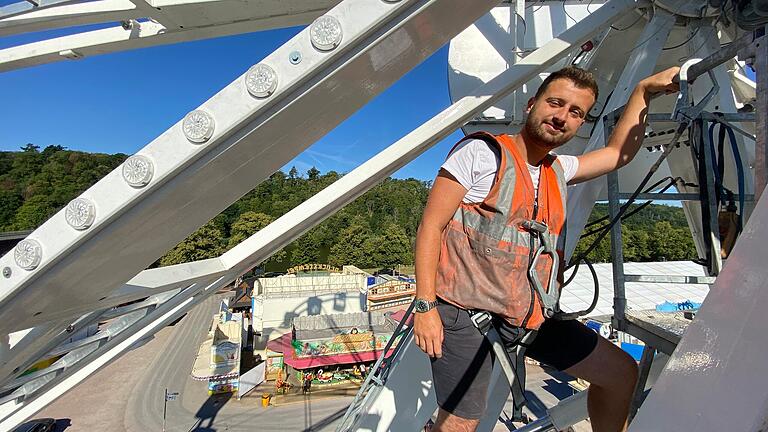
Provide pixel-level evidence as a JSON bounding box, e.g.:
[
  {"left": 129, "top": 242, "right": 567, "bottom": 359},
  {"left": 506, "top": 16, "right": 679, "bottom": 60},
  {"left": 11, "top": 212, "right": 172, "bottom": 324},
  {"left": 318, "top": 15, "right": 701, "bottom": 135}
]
[{"left": 414, "top": 66, "right": 680, "bottom": 432}]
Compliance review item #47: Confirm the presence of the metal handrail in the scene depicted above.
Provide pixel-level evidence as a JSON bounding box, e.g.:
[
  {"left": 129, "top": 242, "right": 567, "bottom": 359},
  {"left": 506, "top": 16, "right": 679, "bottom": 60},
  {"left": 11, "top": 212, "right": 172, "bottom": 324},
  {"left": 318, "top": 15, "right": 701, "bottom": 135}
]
[{"left": 335, "top": 299, "right": 416, "bottom": 432}]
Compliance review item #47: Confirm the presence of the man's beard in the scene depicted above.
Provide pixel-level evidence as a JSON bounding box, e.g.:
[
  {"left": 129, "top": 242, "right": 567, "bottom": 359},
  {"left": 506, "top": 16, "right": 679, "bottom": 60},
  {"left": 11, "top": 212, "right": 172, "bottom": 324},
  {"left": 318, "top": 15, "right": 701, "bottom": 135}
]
[{"left": 523, "top": 118, "right": 570, "bottom": 148}]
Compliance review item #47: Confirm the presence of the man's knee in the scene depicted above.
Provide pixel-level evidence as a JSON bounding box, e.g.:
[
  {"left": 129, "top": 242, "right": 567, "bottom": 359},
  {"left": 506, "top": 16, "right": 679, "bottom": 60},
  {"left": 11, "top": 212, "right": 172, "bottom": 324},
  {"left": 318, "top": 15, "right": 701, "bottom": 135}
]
[
  {"left": 597, "top": 345, "right": 638, "bottom": 394},
  {"left": 566, "top": 337, "right": 638, "bottom": 392},
  {"left": 433, "top": 409, "right": 481, "bottom": 432}
]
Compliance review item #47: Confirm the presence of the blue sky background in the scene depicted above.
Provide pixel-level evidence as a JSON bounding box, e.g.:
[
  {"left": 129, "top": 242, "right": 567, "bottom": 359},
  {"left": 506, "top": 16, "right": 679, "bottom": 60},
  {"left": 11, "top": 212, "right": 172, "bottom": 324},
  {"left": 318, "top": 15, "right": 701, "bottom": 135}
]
[
  {"left": 0, "top": 23, "right": 464, "bottom": 181},
  {"left": 0, "top": 14, "right": 758, "bottom": 183}
]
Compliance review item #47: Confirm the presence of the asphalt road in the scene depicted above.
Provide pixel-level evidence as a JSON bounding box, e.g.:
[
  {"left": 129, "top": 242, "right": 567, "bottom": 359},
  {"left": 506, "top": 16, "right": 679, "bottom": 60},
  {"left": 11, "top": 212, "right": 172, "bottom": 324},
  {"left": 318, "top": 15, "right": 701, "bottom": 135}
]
[{"left": 124, "top": 293, "right": 355, "bottom": 432}]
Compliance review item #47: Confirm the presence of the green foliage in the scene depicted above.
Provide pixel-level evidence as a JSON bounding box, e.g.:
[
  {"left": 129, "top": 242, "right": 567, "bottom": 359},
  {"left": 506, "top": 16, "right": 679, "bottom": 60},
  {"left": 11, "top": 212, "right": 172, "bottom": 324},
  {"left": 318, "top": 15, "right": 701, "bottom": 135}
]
[
  {"left": 328, "top": 223, "right": 374, "bottom": 268},
  {"left": 0, "top": 145, "right": 697, "bottom": 268},
  {"left": 573, "top": 204, "right": 697, "bottom": 263},
  {"left": 158, "top": 221, "right": 227, "bottom": 266},
  {"left": 370, "top": 223, "right": 413, "bottom": 268},
  {"left": 649, "top": 221, "right": 697, "bottom": 261},
  {"left": 0, "top": 146, "right": 126, "bottom": 231},
  {"left": 291, "top": 230, "right": 322, "bottom": 265},
  {"left": 227, "top": 211, "right": 274, "bottom": 247}
]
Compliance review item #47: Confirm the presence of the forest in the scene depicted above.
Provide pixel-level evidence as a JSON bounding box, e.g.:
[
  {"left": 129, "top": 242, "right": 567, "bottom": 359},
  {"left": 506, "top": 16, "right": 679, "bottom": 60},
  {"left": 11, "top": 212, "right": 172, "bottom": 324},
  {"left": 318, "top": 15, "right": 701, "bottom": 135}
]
[{"left": 0, "top": 145, "right": 697, "bottom": 270}]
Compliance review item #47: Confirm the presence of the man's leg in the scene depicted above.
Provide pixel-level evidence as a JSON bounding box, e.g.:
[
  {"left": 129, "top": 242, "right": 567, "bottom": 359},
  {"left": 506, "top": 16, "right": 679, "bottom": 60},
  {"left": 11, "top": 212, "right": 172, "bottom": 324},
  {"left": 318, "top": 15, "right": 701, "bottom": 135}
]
[
  {"left": 563, "top": 336, "right": 638, "bottom": 432},
  {"left": 433, "top": 408, "right": 480, "bottom": 432},
  {"left": 430, "top": 300, "right": 495, "bottom": 432},
  {"left": 526, "top": 319, "right": 638, "bottom": 432}
]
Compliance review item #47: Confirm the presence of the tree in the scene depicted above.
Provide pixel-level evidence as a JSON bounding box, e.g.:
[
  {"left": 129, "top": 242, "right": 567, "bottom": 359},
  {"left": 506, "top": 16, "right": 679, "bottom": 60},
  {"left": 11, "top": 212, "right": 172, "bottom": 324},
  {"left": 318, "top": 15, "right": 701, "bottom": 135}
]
[
  {"left": 371, "top": 223, "right": 413, "bottom": 268},
  {"left": 227, "top": 211, "right": 274, "bottom": 248},
  {"left": 7, "top": 194, "right": 55, "bottom": 230},
  {"left": 226, "top": 211, "right": 286, "bottom": 265},
  {"left": 288, "top": 166, "right": 299, "bottom": 180},
  {"left": 291, "top": 232, "right": 321, "bottom": 265},
  {"left": 622, "top": 226, "right": 651, "bottom": 262},
  {"left": 328, "top": 224, "right": 373, "bottom": 268},
  {"left": 21, "top": 143, "right": 40, "bottom": 153},
  {"left": 649, "top": 221, "right": 696, "bottom": 261},
  {"left": 0, "top": 191, "right": 22, "bottom": 229},
  {"left": 307, "top": 167, "right": 320, "bottom": 180},
  {"left": 159, "top": 221, "right": 227, "bottom": 266}
]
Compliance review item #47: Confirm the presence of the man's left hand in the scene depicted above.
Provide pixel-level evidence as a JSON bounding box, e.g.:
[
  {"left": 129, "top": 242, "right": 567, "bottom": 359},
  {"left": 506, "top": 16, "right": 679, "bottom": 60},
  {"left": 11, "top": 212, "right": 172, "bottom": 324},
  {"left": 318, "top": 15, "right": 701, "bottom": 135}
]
[{"left": 639, "top": 66, "right": 681, "bottom": 96}]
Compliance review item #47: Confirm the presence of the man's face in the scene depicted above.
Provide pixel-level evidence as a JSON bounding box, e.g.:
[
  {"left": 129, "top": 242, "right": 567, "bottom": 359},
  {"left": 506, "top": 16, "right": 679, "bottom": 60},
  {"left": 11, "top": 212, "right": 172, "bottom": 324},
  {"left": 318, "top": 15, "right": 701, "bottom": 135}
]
[{"left": 523, "top": 78, "right": 596, "bottom": 149}]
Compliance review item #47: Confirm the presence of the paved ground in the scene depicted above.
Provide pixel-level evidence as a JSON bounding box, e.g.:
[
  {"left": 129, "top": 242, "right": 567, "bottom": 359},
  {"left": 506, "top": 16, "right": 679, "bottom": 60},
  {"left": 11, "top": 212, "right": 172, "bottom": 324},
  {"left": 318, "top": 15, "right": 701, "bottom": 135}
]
[
  {"left": 36, "top": 294, "right": 592, "bottom": 431},
  {"left": 36, "top": 316, "right": 175, "bottom": 431}
]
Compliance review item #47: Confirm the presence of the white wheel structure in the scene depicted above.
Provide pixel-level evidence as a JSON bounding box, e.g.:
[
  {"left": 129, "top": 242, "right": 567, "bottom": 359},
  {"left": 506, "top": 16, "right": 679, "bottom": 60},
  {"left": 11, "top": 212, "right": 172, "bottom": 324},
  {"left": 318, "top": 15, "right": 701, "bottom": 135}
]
[{"left": 0, "top": 1, "right": 767, "bottom": 431}]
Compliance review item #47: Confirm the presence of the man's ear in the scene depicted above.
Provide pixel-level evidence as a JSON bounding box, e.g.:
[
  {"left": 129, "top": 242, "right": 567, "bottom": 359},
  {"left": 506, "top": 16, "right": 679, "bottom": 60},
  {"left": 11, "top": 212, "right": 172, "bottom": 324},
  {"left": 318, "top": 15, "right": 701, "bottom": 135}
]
[{"left": 525, "top": 97, "right": 535, "bottom": 113}]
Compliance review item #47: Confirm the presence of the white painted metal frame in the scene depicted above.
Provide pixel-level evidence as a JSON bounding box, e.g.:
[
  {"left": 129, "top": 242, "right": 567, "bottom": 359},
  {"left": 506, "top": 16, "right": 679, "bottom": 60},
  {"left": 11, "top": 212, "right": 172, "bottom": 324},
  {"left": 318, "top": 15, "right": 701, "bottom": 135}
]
[
  {"left": 0, "top": 1, "right": 642, "bottom": 428},
  {"left": 665, "top": 20, "right": 758, "bottom": 266},
  {"left": 0, "top": 1, "right": 342, "bottom": 71},
  {"left": 629, "top": 176, "right": 768, "bottom": 431},
  {"left": 0, "top": 0, "right": 505, "bottom": 427},
  {"left": 331, "top": 1, "right": 646, "bottom": 429},
  {"left": 563, "top": 6, "right": 675, "bottom": 260},
  {"left": 0, "top": 0, "right": 501, "bottom": 336},
  {"left": 0, "top": 276, "right": 224, "bottom": 430}
]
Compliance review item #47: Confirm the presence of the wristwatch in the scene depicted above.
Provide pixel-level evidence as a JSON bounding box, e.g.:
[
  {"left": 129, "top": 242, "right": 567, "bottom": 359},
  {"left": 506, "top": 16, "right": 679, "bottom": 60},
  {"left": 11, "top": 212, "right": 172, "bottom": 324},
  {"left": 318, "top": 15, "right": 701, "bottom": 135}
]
[{"left": 414, "top": 298, "right": 439, "bottom": 313}]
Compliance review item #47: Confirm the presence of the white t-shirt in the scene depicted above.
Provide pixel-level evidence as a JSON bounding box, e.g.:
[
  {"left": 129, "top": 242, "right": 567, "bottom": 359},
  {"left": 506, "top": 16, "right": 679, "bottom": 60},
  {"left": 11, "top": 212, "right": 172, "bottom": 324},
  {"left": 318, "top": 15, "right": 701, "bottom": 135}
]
[{"left": 441, "top": 138, "right": 579, "bottom": 203}]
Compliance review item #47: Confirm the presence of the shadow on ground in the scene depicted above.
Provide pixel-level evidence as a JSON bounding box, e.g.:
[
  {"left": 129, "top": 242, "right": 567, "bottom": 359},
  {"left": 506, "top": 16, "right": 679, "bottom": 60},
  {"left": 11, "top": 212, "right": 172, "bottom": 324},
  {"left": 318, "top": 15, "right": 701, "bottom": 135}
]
[{"left": 188, "top": 393, "right": 232, "bottom": 432}]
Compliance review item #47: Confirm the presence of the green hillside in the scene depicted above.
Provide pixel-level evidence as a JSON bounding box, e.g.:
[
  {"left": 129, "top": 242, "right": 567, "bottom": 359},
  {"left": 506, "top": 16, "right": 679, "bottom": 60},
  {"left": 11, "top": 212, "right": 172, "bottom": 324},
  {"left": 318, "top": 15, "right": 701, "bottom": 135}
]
[{"left": 0, "top": 145, "right": 697, "bottom": 268}]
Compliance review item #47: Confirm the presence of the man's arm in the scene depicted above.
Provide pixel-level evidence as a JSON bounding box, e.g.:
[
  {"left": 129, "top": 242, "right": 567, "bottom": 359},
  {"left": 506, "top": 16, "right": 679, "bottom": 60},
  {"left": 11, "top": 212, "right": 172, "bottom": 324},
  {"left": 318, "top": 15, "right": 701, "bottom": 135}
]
[
  {"left": 413, "top": 169, "right": 466, "bottom": 358},
  {"left": 570, "top": 67, "right": 681, "bottom": 184}
]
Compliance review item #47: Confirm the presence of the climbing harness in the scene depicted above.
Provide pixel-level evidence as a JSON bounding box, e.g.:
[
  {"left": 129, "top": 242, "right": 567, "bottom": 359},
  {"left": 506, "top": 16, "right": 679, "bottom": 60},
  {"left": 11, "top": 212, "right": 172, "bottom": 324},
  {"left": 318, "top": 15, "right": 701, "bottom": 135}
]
[{"left": 468, "top": 310, "right": 538, "bottom": 423}]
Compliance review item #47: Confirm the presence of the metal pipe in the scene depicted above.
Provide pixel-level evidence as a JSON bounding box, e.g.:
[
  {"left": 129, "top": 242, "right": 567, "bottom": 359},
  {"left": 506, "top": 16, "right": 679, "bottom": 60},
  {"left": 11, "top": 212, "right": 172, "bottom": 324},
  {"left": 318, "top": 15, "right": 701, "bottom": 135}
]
[
  {"left": 755, "top": 34, "right": 768, "bottom": 198},
  {"left": 685, "top": 30, "right": 759, "bottom": 83}
]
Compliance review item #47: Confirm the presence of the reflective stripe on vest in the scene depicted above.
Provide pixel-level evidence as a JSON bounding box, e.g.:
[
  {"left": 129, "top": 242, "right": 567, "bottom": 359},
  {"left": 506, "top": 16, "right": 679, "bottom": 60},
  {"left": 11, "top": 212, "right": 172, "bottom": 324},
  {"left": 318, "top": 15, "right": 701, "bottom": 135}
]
[{"left": 435, "top": 132, "right": 568, "bottom": 330}]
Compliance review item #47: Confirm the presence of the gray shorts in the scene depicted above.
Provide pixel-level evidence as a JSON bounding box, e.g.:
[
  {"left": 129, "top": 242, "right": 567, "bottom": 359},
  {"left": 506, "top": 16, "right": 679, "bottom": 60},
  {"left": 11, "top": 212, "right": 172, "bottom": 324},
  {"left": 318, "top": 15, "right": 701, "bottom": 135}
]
[{"left": 430, "top": 299, "right": 598, "bottom": 419}]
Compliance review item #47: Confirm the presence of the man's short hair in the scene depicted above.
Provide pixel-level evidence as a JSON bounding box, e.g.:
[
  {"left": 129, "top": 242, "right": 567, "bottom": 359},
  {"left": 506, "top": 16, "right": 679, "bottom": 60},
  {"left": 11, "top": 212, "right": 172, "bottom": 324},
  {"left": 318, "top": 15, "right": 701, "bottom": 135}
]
[{"left": 534, "top": 66, "right": 599, "bottom": 102}]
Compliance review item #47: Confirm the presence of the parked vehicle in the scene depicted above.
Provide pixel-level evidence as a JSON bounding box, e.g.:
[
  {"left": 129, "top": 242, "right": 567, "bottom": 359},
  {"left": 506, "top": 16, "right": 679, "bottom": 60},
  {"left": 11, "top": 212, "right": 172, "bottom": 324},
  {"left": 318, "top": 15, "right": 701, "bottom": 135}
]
[{"left": 11, "top": 418, "right": 56, "bottom": 432}]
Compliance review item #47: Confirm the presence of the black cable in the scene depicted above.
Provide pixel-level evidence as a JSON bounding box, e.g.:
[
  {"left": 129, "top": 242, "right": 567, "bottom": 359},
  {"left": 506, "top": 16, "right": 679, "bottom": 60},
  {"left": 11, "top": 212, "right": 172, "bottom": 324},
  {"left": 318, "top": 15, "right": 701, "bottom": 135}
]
[
  {"left": 663, "top": 27, "right": 701, "bottom": 51},
  {"left": 582, "top": 176, "right": 690, "bottom": 231},
  {"left": 611, "top": 11, "right": 645, "bottom": 32},
  {"left": 567, "top": 122, "right": 688, "bottom": 268},
  {"left": 556, "top": 257, "right": 599, "bottom": 320},
  {"left": 563, "top": 2, "right": 578, "bottom": 25}
]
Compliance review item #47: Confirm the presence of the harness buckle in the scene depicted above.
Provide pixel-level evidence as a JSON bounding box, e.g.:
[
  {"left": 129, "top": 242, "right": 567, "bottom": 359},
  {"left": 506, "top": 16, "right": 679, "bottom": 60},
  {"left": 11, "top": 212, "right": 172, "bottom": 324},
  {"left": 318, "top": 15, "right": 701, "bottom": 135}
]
[{"left": 468, "top": 310, "right": 494, "bottom": 335}]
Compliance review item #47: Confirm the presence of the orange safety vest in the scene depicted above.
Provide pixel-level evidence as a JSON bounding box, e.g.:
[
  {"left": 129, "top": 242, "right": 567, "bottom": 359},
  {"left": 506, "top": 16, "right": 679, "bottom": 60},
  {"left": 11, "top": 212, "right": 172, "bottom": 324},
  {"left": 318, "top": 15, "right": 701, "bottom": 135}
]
[{"left": 435, "top": 132, "right": 568, "bottom": 330}]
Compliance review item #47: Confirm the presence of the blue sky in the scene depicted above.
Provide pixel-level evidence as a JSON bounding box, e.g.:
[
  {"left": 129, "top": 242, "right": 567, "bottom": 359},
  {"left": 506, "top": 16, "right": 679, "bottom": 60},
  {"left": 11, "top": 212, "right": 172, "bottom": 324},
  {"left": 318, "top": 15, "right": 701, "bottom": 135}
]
[
  {"left": 1, "top": 17, "right": 758, "bottom": 184},
  {"left": 0, "top": 24, "right": 463, "bottom": 181}
]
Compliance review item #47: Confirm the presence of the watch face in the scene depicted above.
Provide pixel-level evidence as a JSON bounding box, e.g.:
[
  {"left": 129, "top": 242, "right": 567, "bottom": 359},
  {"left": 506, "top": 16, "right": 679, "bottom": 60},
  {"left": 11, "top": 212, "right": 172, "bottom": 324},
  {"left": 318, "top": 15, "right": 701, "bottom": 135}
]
[{"left": 414, "top": 299, "right": 428, "bottom": 312}]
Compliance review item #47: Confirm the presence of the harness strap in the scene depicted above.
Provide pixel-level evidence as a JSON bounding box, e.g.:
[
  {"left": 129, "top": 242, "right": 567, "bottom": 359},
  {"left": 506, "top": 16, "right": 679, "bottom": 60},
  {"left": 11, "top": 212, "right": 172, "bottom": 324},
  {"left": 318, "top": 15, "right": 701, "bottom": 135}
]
[{"left": 468, "top": 310, "right": 537, "bottom": 422}]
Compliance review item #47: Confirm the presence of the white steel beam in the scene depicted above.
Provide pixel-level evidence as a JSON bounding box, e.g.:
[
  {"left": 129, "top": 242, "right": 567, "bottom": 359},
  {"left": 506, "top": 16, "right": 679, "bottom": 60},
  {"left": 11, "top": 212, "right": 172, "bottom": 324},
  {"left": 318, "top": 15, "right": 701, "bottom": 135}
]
[
  {"left": 629, "top": 186, "right": 768, "bottom": 431},
  {"left": 0, "top": 276, "right": 223, "bottom": 430},
  {"left": 222, "top": 0, "right": 644, "bottom": 277},
  {"left": 0, "top": 0, "right": 501, "bottom": 334},
  {"left": 0, "top": 259, "right": 219, "bottom": 390},
  {"left": 0, "top": 0, "right": 143, "bottom": 37},
  {"left": 563, "top": 8, "right": 675, "bottom": 260},
  {"left": 0, "top": 10, "right": 328, "bottom": 72},
  {"left": 108, "top": 257, "right": 225, "bottom": 306},
  {"left": 0, "top": 0, "right": 336, "bottom": 38},
  {"left": 666, "top": 21, "right": 757, "bottom": 264},
  {"left": 0, "top": 2, "right": 640, "bottom": 424}
]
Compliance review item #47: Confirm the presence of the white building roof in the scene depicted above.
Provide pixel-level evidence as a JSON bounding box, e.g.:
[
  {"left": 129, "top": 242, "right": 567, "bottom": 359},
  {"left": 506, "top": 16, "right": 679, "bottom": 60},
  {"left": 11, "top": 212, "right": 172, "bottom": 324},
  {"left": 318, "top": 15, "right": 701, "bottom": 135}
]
[{"left": 559, "top": 261, "right": 710, "bottom": 318}]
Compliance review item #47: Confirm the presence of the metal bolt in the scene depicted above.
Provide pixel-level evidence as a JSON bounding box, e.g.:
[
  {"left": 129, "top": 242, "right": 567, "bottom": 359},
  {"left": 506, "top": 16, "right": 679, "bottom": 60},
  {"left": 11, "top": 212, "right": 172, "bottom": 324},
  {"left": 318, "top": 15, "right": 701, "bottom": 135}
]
[
  {"left": 289, "top": 51, "right": 302, "bottom": 65},
  {"left": 2, "top": 267, "right": 10, "bottom": 278}
]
